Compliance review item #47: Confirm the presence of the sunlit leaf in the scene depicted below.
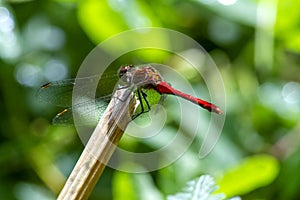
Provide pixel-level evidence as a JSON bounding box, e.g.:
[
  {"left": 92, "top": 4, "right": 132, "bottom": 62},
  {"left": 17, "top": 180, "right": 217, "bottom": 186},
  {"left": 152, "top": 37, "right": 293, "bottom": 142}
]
[
  {"left": 77, "top": 0, "right": 170, "bottom": 62},
  {"left": 112, "top": 172, "right": 136, "bottom": 200},
  {"left": 216, "top": 154, "right": 280, "bottom": 197},
  {"left": 275, "top": 0, "right": 300, "bottom": 53},
  {"left": 77, "top": 0, "right": 161, "bottom": 44}
]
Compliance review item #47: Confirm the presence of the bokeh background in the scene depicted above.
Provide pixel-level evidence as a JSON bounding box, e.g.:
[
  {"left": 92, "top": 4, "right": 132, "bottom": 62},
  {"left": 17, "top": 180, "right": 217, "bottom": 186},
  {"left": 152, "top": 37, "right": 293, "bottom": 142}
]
[{"left": 1, "top": 0, "right": 300, "bottom": 199}]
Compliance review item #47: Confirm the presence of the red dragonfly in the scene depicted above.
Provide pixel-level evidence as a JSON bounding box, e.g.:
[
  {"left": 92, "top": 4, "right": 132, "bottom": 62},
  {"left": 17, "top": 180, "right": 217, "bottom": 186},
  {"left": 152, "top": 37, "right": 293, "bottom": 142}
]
[
  {"left": 39, "top": 65, "right": 222, "bottom": 125},
  {"left": 119, "top": 65, "right": 222, "bottom": 116}
]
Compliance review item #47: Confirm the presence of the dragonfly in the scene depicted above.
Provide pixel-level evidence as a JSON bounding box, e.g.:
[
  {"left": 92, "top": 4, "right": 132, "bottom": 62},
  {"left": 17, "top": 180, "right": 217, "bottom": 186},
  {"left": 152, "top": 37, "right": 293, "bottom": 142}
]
[{"left": 38, "top": 64, "right": 222, "bottom": 125}]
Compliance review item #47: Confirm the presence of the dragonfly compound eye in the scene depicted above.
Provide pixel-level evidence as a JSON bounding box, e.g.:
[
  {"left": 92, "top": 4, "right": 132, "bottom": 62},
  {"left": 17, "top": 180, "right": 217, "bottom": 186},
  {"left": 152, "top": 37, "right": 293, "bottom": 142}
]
[{"left": 118, "top": 65, "right": 134, "bottom": 78}]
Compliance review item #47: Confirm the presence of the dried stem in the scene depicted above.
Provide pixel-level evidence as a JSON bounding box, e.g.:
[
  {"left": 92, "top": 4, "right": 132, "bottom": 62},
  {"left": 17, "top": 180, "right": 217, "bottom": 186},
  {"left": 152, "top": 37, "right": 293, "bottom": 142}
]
[{"left": 57, "top": 88, "right": 137, "bottom": 200}]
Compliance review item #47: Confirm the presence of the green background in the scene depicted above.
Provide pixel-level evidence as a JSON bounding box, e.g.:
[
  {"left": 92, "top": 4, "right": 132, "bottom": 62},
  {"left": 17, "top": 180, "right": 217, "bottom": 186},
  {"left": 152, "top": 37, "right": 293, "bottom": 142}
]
[{"left": 0, "top": 0, "right": 299, "bottom": 199}]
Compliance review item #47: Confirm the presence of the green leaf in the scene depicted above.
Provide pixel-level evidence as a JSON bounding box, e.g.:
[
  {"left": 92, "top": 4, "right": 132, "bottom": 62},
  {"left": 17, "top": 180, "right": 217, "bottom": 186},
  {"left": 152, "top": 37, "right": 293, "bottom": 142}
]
[
  {"left": 216, "top": 154, "right": 280, "bottom": 197},
  {"left": 77, "top": 0, "right": 170, "bottom": 63},
  {"left": 78, "top": 0, "right": 126, "bottom": 43},
  {"left": 275, "top": 0, "right": 300, "bottom": 53},
  {"left": 77, "top": 0, "right": 161, "bottom": 44},
  {"left": 112, "top": 172, "right": 136, "bottom": 200}
]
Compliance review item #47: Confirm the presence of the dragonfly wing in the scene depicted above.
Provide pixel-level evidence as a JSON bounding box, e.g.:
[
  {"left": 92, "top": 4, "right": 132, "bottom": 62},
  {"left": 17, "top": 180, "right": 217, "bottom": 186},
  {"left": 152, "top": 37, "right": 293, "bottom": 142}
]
[
  {"left": 52, "top": 108, "right": 74, "bottom": 125},
  {"left": 52, "top": 95, "right": 111, "bottom": 126},
  {"left": 37, "top": 76, "right": 101, "bottom": 107},
  {"left": 38, "top": 79, "right": 75, "bottom": 107}
]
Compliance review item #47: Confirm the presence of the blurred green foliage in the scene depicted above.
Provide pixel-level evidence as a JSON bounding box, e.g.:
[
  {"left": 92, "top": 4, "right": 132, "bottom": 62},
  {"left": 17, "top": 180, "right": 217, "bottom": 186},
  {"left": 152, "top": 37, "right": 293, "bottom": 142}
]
[{"left": 0, "top": 0, "right": 300, "bottom": 199}]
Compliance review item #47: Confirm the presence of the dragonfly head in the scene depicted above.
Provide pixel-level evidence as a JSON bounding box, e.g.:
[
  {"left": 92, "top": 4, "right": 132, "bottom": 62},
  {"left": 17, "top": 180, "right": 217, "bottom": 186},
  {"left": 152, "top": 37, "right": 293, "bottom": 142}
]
[{"left": 118, "top": 65, "right": 134, "bottom": 78}]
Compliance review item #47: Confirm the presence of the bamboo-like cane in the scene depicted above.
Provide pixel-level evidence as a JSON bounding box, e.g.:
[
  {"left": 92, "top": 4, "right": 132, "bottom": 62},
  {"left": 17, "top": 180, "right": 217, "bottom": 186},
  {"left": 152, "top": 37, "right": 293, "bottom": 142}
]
[{"left": 57, "top": 88, "right": 137, "bottom": 200}]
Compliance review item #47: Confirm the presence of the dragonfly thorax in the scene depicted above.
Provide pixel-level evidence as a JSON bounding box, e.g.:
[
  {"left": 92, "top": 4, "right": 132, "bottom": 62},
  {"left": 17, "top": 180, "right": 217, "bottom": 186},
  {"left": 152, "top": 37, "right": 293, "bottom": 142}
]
[{"left": 118, "top": 65, "right": 163, "bottom": 88}]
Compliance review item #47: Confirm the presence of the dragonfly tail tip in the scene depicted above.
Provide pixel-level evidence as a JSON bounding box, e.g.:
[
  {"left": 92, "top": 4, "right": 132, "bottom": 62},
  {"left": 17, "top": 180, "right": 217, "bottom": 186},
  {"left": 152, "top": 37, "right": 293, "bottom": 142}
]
[{"left": 214, "top": 107, "right": 223, "bottom": 114}]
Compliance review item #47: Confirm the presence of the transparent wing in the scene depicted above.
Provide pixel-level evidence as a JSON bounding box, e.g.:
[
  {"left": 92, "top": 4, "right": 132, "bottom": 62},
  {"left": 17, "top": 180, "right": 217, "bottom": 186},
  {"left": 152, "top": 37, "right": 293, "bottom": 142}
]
[
  {"left": 52, "top": 95, "right": 112, "bottom": 126},
  {"left": 37, "top": 76, "right": 101, "bottom": 107},
  {"left": 37, "top": 72, "right": 123, "bottom": 107}
]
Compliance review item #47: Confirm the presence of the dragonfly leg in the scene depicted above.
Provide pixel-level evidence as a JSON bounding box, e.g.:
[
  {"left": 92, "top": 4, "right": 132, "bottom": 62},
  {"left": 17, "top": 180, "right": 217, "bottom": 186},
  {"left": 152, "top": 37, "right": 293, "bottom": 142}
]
[
  {"left": 132, "top": 89, "right": 151, "bottom": 119},
  {"left": 141, "top": 90, "right": 151, "bottom": 112}
]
